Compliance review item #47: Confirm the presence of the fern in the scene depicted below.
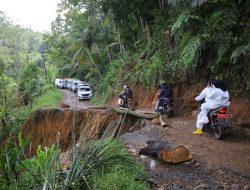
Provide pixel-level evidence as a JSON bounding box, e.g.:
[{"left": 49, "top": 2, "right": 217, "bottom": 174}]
[
  {"left": 215, "top": 32, "right": 233, "bottom": 64},
  {"left": 180, "top": 36, "right": 202, "bottom": 66},
  {"left": 171, "top": 12, "right": 200, "bottom": 36},
  {"left": 230, "top": 44, "right": 250, "bottom": 64},
  {"left": 167, "top": 0, "right": 207, "bottom": 9},
  {"left": 208, "top": 9, "right": 237, "bottom": 30}
]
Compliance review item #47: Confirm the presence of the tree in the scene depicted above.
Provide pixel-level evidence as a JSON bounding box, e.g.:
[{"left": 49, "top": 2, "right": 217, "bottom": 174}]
[{"left": 19, "top": 63, "right": 42, "bottom": 104}]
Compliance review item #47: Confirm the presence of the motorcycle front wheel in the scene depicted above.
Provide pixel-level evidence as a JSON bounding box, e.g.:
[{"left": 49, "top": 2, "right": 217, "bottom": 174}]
[{"left": 213, "top": 118, "right": 226, "bottom": 140}]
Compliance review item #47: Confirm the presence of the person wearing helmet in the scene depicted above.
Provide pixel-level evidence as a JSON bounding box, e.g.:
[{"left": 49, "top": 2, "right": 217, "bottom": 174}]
[
  {"left": 118, "top": 85, "right": 133, "bottom": 108},
  {"left": 155, "top": 83, "right": 173, "bottom": 112}
]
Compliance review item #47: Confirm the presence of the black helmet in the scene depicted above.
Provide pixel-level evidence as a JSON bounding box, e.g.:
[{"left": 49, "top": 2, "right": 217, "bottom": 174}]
[
  {"left": 161, "top": 82, "right": 168, "bottom": 88},
  {"left": 213, "top": 80, "right": 227, "bottom": 91}
]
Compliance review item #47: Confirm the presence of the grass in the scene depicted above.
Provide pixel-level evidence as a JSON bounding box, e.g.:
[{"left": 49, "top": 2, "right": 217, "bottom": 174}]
[
  {"left": 90, "top": 164, "right": 150, "bottom": 190},
  {"left": 32, "top": 88, "right": 63, "bottom": 111}
]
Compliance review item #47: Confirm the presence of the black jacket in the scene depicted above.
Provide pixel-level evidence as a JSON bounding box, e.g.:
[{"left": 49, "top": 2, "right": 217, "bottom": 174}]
[{"left": 159, "top": 86, "right": 173, "bottom": 99}]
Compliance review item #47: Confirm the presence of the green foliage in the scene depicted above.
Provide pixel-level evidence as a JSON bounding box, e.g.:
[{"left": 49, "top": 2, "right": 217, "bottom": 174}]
[
  {"left": 137, "top": 53, "right": 166, "bottom": 87},
  {"left": 91, "top": 164, "right": 149, "bottom": 190},
  {"left": 230, "top": 44, "right": 250, "bottom": 64},
  {"left": 47, "top": 0, "right": 250, "bottom": 100},
  {"left": 0, "top": 123, "right": 149, "bottom": 189},
  {"left": 91, "top": 56, "right": 134, "bottom": 105},
  {"left": 171, "top": 12, "right": 200, "bottom": 37},
  {"left": 21, "top": 144, "right": 61, "bottom": 189},
  {"left": 0, "top": 18, "right": 45, "bottom": 135},
  {"left": 180, "top": 35, "right": 202, "bottom": 67},
  {"left": 11, "top": 106, "right": 31, "bottom": 126},
  {"left": 0, "top": 105, "right": 31, "bottom": 143},
  {"left": 19, "top": 63, "right": 43, "bottom": 104},
  {"left": 0, "top": 133, "right": 29, "bottom": 187},
  {"left": 31, "top": 88, "right": 63, "bottom": 111}
]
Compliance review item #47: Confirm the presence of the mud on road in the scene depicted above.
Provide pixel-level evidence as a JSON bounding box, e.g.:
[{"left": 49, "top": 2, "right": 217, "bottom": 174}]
[{"left": 120, "top": 118, "right": 250, "bottom": 189}]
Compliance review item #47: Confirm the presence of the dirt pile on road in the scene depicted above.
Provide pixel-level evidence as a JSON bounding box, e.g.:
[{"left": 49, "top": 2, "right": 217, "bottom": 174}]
[{"left": 22, "top": 108, "right": 144, "bottom": 155}]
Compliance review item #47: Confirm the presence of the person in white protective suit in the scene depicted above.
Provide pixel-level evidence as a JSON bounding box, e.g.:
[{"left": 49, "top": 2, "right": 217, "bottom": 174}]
[{"left": 193, "top": 80, "right": 230, "bottom": 135}]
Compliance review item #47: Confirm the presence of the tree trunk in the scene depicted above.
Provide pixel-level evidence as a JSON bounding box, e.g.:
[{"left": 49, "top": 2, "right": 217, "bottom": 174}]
[
  {"left": 41, "top": 53, "right": 48, "bottom": 80},
  {"left": 144, "top": 20, "right": 151, "bottom": 49},
  {"left": 110, "top": 107, "right": 158, "bottom": 119},
  {"left": 88, "top": 106, "right": 159, "bottom": 119}
]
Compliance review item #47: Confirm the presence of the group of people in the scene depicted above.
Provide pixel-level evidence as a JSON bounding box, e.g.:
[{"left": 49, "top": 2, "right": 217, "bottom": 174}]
[{"left": 118, "top": 79, "right": 230, "bottom": 136}]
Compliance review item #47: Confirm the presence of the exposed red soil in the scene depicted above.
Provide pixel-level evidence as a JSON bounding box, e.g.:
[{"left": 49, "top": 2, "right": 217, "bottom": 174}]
[{"left": 22, "top": 108, "right": 143, "bottom": 155}]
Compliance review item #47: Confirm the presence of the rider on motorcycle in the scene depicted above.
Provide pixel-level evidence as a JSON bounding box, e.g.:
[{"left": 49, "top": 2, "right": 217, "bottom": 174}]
[
  {"left": 155, "top": 83, "right": 173, "bottom": 113},
  {"left": 118, "top": 85, "right": 133, "bottom": 108},
  {"left": 193, "top": 80, "right": 230, "bottom": 135}
]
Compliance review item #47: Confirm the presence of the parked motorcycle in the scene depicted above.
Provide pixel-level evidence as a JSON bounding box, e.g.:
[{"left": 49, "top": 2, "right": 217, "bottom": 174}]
[{"left": 204, "top": 106, "right": 232, "bottom": 139}]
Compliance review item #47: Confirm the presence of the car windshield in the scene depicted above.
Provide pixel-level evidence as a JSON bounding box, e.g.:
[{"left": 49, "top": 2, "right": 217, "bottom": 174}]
[
  {"left": 79, "top": 88, "right": 90, "bottom": 91},
  {"left": 79, "top": 85, "right": 89, "bottom": 88}
]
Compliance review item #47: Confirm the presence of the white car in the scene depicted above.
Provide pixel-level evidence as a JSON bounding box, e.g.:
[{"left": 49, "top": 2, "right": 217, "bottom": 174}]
[
  {"left": 55, "top": 78, "right": 64, "bottom": 88},
  {"left": 72, "top": 80, "right": 81, "bottom": 93},
  {"left": 77, "top": 86, "right": 92, "bottom": 100}
]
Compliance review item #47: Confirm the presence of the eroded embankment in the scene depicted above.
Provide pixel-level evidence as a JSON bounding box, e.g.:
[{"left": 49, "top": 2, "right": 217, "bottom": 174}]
[{"left": 22, "top": 108, "right": 144, "bottom": 155}]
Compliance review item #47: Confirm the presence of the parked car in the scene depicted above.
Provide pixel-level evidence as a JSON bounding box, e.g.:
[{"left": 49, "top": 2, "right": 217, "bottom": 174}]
[
  {"left": 77, "top": 86, "right": 92, "bottom": 100},
  {"left": 62, "top": 79, "right": 68, "bottom": 89},
  {"left": 66, "top": 79, "right": 76, "bottom": 90},
  {"left": 71, "top": 80, "right": 79, "bottom": 92},
  {"left": 55, "top": 78, "right": 64, "bottom": 88},
  {"left": 77, "top": 82, "right": 89, "bottom": 90}
]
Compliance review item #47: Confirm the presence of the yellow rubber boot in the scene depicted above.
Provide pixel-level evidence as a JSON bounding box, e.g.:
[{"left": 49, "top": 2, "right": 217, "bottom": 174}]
[{"left": 192, "top": 128, "right": 203, "bottom": 135}]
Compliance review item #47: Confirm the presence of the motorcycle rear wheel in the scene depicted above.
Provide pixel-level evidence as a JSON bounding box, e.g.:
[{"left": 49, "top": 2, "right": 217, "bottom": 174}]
[
  {"left": 162, "top": 104, "right": 173, "bottom": 117},
  {"left": 213, "top": 118, "right": 226, "bottom": 140}
]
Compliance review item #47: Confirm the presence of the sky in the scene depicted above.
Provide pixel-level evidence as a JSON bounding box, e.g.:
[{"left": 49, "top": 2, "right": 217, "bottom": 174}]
[{"left": 0, "top": 0, "right": 61, "bottom": 32}]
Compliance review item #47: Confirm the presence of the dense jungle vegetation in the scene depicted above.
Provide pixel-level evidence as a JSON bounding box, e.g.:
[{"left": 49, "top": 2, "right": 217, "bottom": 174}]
[
  {"left": 0, "top": 11, "right": 47, "bottom": 138},
  {"left": 0, "top": 0, "right": 249, "bottom": 189},
  {"left": 46, "top": 0, "right": 250, "bottom": 103}
]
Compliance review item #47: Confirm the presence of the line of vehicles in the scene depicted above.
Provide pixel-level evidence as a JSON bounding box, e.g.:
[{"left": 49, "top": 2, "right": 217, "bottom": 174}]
[{"left": 55, "top": 78, "right": 92, "bottom": 101}]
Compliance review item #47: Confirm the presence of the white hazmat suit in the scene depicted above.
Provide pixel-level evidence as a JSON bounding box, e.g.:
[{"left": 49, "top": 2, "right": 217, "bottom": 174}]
[{"left": 195, "top": 86, "right": 230, "bottom": 129}]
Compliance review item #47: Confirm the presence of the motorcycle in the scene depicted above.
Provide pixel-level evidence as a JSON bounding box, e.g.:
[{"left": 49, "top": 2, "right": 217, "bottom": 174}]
[
  {"left": 204, "top": 106, "right": 232, "bottom": 139},
  {"left": 158, "top": 98, "right": 174, "bottom": 117},
  {"left": 118, "top": 96, "right": 132, "bottom": 108}
]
